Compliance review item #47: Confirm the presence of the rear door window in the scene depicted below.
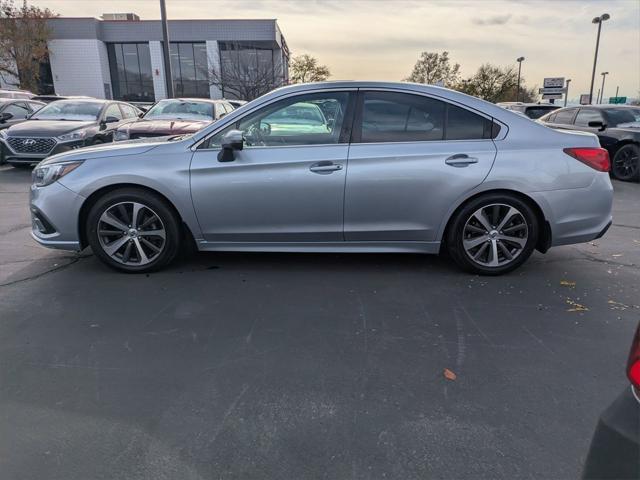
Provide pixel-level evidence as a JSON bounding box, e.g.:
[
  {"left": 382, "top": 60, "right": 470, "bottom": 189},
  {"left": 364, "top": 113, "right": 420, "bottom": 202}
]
[
  {"left": 446, "top": 104, "right": 493, "bottom": 140},
  {"left": 574, "top": 109, "right": 604, "bottom": 127},
  {"left": 553, "top": 108, "right": 577, "bottom": 125}
]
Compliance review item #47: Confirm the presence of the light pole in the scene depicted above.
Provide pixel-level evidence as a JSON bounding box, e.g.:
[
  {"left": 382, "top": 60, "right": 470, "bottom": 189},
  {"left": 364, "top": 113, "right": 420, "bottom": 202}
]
[
  {"left": 599, "top": 71, "right": 609, "bottom": 103},
  {"left": 160, "top": 0, "right": 174, "bottom": 98},
  {"left": 564, "top": 78, "right": 571, "bottom": 106},
  {"left": 589, "top": 13, "right": 610, "bottom": 104},
  {"left": 516, "top": 56, "right": 525, "bottom": 102}
]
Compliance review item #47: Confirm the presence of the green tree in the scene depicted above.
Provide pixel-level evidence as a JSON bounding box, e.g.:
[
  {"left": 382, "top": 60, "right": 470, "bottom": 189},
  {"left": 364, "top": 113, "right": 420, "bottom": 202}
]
[
  {"left": 289, "top": 54, "right": 331, "bottom": 84},
  {"left": 0, "top": 0, "right": 56, "bottom": 92},
  {"left": 405, "top": 51, "right": 461, "bottom": 88}
]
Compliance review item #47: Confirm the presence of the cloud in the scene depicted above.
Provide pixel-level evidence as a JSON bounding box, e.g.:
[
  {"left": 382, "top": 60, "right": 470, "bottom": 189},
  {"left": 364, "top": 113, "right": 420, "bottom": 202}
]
[{"left": 472, "top": 14, "right": 512, "bottom": 26}]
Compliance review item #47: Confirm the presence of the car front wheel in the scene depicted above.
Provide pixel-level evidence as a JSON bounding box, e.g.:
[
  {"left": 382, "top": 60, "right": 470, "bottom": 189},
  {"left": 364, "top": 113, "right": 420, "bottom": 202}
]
[
  {"left": 446, "top": 194, "right": 539, "bottom": 275},
  {"left": 86, "top": 188, "right": 181, "bottom": 273}
]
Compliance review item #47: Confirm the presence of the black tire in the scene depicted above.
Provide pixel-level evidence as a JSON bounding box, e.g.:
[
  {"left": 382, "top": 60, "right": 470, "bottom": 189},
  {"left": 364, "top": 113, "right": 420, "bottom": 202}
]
[
  {"left": 93, "top": 139, "right": 104, "bottom": 145},
  {"left": 611, "top": 144, "right": 640, "bottom": 182},
  {"left": 446, "top": 193, "right": 539, "bottom": 276},
  {"left": 86, "top": 188, "right": 181, "bottom": 273}
]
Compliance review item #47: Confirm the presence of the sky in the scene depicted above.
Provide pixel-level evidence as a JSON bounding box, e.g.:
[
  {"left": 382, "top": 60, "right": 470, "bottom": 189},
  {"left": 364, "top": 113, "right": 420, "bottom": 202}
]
[{"left": 34, "top": 0, "right": 640, "bottom": 100}]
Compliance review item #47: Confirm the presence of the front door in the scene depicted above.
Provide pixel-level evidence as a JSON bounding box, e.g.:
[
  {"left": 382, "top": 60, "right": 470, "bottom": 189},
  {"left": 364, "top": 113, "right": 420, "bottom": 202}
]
[
  {"left": 345, "top": 90, "right": 497, "bottom": 241},
  {"left": 190, "top": 90, "right": 355, "bottom": 243}
]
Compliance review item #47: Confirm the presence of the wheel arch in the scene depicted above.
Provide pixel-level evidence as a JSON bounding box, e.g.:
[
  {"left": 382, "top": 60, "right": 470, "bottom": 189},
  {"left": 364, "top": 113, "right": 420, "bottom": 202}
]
[
  {"left": 439, "top": 188, "right": 551, "bottom": 254},
  {"left": 77, "top": 183, "right": 196, "bottom": 250}
]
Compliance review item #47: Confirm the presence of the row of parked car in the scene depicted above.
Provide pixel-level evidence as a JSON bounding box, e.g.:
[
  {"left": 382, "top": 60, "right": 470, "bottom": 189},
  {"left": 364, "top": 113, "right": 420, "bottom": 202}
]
[
  {"left": 497, "top": 101, "right": 640, "bottom": 182},
  {"left": 0, "top": 89, "right": 246, "bottom": 167}
]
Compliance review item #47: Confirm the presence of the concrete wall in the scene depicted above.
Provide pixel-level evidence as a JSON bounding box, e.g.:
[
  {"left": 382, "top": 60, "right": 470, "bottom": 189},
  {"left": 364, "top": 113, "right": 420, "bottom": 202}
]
[{"left": 48, "top": 39, "right": 112, "bottom": 98}]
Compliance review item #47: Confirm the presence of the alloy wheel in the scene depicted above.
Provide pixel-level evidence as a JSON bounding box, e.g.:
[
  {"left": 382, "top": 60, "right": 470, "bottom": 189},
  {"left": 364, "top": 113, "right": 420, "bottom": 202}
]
[
  {"left": 613, "top": 146, "right": 639, "bottom": 179},
  {"left": 97, "top": 201, "right": 166, "bottom": 266},
  {"left": 462, "top": 203, "right": 528, "bottom": 267}
]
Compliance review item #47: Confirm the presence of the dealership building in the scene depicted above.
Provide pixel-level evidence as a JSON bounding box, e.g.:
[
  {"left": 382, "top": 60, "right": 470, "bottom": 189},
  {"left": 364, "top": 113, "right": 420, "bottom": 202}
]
[{"left": 1, "top": 14, "right": 290, "bottom": 101}]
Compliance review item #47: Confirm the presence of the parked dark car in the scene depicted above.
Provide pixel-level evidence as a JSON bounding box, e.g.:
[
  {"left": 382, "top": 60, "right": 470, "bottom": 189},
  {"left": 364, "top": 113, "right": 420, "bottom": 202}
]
[
  {"left": 540, "top": 105, "right": 640, "bottom": 181},
  {"left": 583, "top": 322, "right": 640, "bottom": 479},
  {"left": 113, "top": 98, "right": 234, "bottom": 141},
  {"left": 0, "top": 99, "right": 142, "bottom": 167},
  {"left": 497, "top": 102, "right": 560, "bottom": 119},
  {"left": 0, "top": 99, "right": 46, "bottom": 164}
]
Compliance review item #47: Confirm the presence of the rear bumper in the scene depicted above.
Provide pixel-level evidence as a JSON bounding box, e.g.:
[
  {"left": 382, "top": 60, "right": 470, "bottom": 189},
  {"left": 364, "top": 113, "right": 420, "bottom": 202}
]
[
  {"left": 582, "top": 387, "right": 640, "bottom": 479},
  {"left": 531, "top": 174, "right": 614, "bottom": 247}
]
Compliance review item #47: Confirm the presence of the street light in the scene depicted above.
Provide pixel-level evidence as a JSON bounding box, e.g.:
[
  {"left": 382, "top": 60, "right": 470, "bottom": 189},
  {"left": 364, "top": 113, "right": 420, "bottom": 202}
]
[
  {"left": 564, "top": 79, "right": 571, "bottom": 106},
  {"left": 599, "top": 71, "right": 609, "bottom": 104},
  {"left": 589, "top": 13, "right": 610, "bottom": 104},
  {"left": 516, "top": 57, "right": 525, "bottom": 102}
]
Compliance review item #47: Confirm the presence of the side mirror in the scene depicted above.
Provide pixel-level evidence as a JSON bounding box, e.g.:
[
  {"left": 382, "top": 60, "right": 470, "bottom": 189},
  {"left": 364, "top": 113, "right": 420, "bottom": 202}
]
[
  {"left": 588, "top": 120, "right": 606, "bottom": 131},
  {"left": 104, "top": 115, "right": 120, "bottom": 124},
  {"left": 0, "top": 112, "right": 13, "bottom": 123},
  {"left": 217, "top": 129, "right": 244, "bottom": 162}
]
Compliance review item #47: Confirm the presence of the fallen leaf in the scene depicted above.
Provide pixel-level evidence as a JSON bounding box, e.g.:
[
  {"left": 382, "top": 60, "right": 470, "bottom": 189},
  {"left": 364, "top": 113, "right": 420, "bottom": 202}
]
[
  {"left": 566, "top": 299, "right": 589, "bottom": 312},
  {"left": 443, "top": 368, "right": 457, "bottom": 381},
  {"left": 608, "top": 300, "right": 629, "bottom": 310},
  {"left": 560, "top": 280, "right": 576, "bottom": 287},
  {"left": 612, "top": 254, "right": 623, "bottom": 258}
]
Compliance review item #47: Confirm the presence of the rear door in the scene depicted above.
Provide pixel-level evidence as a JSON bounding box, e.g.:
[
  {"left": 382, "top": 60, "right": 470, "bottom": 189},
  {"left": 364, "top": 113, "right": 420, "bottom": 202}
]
[
  {"left": 344, "top": 90, "right": 497, "bottom": 242},
  {"left": 574, "top": 108, "right": 617, "bottom": 149}
]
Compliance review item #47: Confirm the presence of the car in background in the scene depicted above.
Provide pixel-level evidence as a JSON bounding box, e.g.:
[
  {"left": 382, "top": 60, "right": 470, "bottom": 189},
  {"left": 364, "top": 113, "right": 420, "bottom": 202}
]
[
  {"left": 0, "top": 99, "right": 45, "bottom": 164},
  {"left": 226, "top": 99, "right": 247, "bottom": 109},
  {"left": 30, "top": 94, "right": 94, "bottom": 104},
  {"left": 113, "top": 98, "right": 233, "bottom": 141},
  {"left": 497, "top": 102, "right": 561, "bottom": 119},
  {"left": 28, "top": 81, "right": 612, "bottom": 274},
  {"left": 539, "top": 105, "right": 640, "bottom": 182},
  {"left": 0, "top": 88, "right": 35, "bottom": 100},
  {"left": 0, "top": 99, "right": 142, "bottom": 167},
  {"left": 583, "top": 322, "right": 640, "bottom": 479}
]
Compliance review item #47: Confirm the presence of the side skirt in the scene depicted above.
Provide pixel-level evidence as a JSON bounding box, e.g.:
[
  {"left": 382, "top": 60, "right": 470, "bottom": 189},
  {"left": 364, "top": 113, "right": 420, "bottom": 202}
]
[{"left": 196, "top": 241, "right": 441, "bottom": 254}]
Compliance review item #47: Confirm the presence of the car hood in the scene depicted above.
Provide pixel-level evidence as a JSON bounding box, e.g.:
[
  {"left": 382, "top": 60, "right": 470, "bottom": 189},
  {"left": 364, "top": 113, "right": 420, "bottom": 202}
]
[
  {"left": 123, "top": 118, "right": 211, "bottom": 135},
  {"left": 6, "top": 119, "right": 95, "bottom": 137},
  {"left": 39, "top": 136, "right": 181, "bottom": 166}
]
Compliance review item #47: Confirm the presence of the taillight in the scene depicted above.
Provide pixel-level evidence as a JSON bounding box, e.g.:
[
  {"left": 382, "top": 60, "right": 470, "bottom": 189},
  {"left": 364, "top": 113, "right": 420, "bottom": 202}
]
[
  {"left": 627, "top": 324, "right": 640, "bottom": 388},
  {"left": 563, "top": 147, "right": 610, "bottom": 172}
]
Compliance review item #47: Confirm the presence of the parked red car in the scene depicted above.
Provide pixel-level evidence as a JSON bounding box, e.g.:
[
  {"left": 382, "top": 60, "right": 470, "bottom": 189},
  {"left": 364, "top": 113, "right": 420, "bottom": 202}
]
[{"left": 113, "top": 98, "right": 235, "bottom": 141}]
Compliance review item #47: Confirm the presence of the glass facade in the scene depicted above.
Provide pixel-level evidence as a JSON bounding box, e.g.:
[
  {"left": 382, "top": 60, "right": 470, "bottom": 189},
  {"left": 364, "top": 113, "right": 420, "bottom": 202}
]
[
  {"left": 219, "top": 43, "right": 277, "bottom": 99},
  {"left": 169, "top": 43, "right": 209, "bottom": 98},
  {"left": 107, "top": 43, "right": 154, "bottom": 102}
]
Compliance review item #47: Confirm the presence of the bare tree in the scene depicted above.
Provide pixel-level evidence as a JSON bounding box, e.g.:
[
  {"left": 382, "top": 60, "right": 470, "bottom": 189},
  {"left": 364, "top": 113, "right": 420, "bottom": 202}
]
[
  {"left": 0, "top": 0, "right": 56, "bottom": 92},
  {"left": 209, "top": 44, "right": 283, "bottom": 101},
  {"left": 405, "top": 51, "right": 461, "bottom": 87},
  {"left": 290, "top": 54, "right": 330, "bottom": 84},
  {"left": 456, "top": 63, "right": 538, "bottom": 103}
]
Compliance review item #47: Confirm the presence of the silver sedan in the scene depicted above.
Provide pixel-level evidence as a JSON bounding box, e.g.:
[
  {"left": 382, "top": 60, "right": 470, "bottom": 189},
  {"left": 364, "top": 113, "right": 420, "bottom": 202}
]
[{"left": 29, "top": 82, "right": 613, "bottom": 275}]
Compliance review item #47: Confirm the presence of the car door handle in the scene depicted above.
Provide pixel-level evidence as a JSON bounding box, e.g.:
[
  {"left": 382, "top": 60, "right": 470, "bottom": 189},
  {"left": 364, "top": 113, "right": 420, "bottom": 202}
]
[
  {"left": 445, "top": 154, "right": 479, "bottom": 167},
  {"left": 309, "top": 162, "right": 343, "bottom": 174}
]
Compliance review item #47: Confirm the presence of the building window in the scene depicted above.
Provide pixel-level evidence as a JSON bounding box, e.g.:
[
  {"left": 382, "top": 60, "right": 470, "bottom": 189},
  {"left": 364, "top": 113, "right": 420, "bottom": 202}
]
[
  {"left": 218, "top": 43, "right": 277, "bottom": 100},
  {"left": 107, "top": 43, "right": 155, "bottom": 102},
  {"left": 169, "top": 43, "right": 209, "bottom": 98}
]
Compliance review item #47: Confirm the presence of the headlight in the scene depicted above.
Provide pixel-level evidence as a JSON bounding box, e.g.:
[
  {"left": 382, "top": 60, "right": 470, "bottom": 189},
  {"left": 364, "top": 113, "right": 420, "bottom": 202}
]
[
  {"left": 57, "top": 130, "right": 87, "bottom": 142},
  {"left": 32, "top": 161, "right": 84, "bottom": 187},
  {"left": 113, "top": 130, "right": 129, "bottom": 142}
]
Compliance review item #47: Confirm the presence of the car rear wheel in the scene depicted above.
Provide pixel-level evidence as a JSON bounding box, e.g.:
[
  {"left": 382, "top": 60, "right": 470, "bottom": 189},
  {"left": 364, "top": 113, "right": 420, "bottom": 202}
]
[
  {"left": 446, "top": 194, "right": 539, "bottom": 275},
  {"left": 86, "top": 188, "right": 181, "bottom": 273},
  {"left": 612, "top": 144, "right": 640, "bottom": 182}
]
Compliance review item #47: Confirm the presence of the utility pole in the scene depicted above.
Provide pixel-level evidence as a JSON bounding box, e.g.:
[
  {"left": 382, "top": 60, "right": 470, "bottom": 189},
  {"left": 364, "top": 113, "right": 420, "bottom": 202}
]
[
  {"left": 516, "top": 57, "right": 525, "bottom": 102},
  {"left": 589, "top": 14, "right": 610, "bottom": 104},
  {"left": 596, "top": 88, "right": 600, "bottom": 105},
  {"left": 160, "top": 0, "right": 174, "bottom": 98},
  {"left": 599, "top": 71, "right": 609, "bottom": 104},
  {"left": 564, "top": 79, "right": 571, "bottom": 107},
  {"left": 615, "top": 85, "right": 619, "bottom": 98}
]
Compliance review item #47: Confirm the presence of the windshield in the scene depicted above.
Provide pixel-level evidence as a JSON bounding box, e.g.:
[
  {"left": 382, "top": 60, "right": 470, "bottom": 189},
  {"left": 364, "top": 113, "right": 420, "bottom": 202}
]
[
  {"left": 604, "top": 108, "right": 640, "bottom": 127},
  {"left": 144, "top": 100, "right": 213, "bottom": 121},
  {"left": 31, "top": 101, "right": 102, "bottom": 121}
]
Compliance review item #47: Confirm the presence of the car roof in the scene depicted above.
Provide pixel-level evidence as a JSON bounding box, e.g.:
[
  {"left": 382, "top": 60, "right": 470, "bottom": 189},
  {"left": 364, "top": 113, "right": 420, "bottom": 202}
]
[{"left": 157, "top": 98, "right": 226, "bottom": 104}]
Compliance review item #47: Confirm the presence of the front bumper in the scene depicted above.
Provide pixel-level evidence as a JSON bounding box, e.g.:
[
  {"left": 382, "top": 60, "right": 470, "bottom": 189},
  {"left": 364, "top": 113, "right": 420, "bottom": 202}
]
[
  {"left": 30, "top": 181, "right": 85, "bottom": 251},
  {"left": 582, "top": 387, "right": 640, "bottom": 479}
]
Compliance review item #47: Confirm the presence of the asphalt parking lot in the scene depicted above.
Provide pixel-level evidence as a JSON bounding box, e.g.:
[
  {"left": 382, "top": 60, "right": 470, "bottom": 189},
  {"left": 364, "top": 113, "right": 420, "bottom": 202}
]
[{"left": 1, "top": 164, "right": 639, "bottom": 480}]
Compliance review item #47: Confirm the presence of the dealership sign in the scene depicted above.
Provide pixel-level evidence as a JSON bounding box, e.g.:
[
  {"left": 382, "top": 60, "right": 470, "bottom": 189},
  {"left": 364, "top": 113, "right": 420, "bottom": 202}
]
[
  {"left": 543, "top": 77, "right": 565, "bottom": 89},
  {"left": 580, "top": 94, "right": 591, "bottom": 105}
]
